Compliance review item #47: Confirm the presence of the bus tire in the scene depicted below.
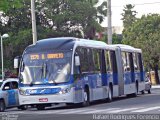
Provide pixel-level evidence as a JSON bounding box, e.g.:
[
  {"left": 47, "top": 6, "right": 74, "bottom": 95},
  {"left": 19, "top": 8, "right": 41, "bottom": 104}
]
[
  {"left": 37, "top": 105, "right": 45, "bottom": 110},
  {"left": 18, "top": 105, "right": 28, "bottom": 110},
  {"left": 82, "top": 87, "right": 90, "bottom": 107},
  {"left": 0, "top": 100, "right": 5, "bottom": 112},
  {"left": 108, "top": 85, "right": 113, "bottom": 102}
]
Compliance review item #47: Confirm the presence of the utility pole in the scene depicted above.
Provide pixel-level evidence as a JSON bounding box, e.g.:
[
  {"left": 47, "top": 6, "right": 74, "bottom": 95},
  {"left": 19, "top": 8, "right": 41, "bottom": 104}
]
[
  {"left": 107, "top": 0, "right": 112, "bottom": 44},
  {"left": 31, "top": 0, "right": 37, "bottom": 44}
]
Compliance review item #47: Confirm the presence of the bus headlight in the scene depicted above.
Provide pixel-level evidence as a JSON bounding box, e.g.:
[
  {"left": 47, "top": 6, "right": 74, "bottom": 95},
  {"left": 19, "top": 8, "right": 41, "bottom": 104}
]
[
  {"left": 59, "top": 88, "right": 70, "bottom": 94},
  {"left": 19, "top": 88, "right": 29, "bottom": 95}
]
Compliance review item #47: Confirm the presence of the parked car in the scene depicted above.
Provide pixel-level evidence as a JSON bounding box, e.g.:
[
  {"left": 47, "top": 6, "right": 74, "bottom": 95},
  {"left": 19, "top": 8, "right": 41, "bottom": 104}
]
[
  {"left": 0, "top": 78, "right": 27, "bottom": 112},
  {"left": 145, "top": 73, "right": 151, "bottom": 94}
]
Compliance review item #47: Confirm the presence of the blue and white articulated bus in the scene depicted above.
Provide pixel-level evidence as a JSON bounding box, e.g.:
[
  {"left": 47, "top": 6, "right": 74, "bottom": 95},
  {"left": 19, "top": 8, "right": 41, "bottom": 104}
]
[
  {"left": 110, "top": 44, "right": 145, "bottom": 98},
  {"left": 14, "top": 37, "right": 145, "bottom": 110}
]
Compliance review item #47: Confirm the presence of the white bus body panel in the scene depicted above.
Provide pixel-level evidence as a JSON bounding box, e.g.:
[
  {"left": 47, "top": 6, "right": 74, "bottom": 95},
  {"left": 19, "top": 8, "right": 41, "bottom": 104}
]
[{"left": 19, "top": 86, "right": 75, "bottom": 105}]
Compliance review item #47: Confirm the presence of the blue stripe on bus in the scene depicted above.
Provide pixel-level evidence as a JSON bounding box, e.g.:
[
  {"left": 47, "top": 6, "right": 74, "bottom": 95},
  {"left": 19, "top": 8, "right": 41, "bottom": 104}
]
[
  {"left": 124, "top": 72, "right": 132, "bottom": 84},
  {"left": 25, "top": 88, "right": 61, "bottom": 95},
  {"left": 124, "top": 71, "right": 144, "bottom": 84},
  {"left": 112, "top": 73, "right": 118, "bottom": 85}
]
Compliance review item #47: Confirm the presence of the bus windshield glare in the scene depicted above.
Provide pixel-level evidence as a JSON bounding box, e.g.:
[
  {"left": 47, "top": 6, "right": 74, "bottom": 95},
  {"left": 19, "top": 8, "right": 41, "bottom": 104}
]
[{"left": 20, "top": 51, "right": 72, "bottom": 85}]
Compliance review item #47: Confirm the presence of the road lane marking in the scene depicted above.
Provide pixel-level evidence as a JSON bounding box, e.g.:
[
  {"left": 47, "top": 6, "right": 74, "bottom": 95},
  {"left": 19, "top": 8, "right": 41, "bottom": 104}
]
[
  {"left": 107, "top": 108, "right": 142, "bottom": 113},
  {"left": 61, "top": 109, "right": 93, "bottom": 114},
  {"left": 84, "top": 108, "right": 119, "bottom": 114},
  {"left": 36, "top": 109, "right": 79, "bottom": 114},
  {"left": 132, "top": 106, "right": 160, "bottom": 113}
]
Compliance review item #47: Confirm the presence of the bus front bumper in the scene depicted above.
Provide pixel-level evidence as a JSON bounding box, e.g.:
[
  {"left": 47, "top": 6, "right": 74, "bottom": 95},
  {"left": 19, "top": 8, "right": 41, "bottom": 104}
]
[{"left": 19, "top": 90, "right": 74, "bottom": 105}]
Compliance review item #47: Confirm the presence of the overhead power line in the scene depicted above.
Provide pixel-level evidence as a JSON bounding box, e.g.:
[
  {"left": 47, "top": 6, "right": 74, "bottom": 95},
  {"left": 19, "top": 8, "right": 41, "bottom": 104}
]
[{"left": 112, "top": 2, "right": 160, "bottom": 8}]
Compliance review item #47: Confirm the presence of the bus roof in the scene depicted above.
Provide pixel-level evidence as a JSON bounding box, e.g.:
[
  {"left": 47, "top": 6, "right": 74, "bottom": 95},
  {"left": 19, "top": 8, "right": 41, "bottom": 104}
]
[
  {"left": 24, "top": 37, "right": 116, "bottom": 53},
  {"left": 25, "top": 37, "right": 76, "bottom": 53},
  {"left": 110, "top": 44, "right": 142, "bottom": 53},
  {"left": 24, "top": 37, "right": 141, "bottom": 53},
  {"left": 74, "top": 38, "right": 107, "bottom": 49}
]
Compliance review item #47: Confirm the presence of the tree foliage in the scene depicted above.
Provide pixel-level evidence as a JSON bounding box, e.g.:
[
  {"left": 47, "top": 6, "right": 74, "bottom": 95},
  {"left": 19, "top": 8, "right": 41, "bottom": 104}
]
[
  {"left": 0, "top": 0, "right": 107, "bottom": 71},
  {"left": 122, "top": 14, "right": 160, "bottom": 70},
  {"left": 112, "top": 33, "right": 122, "bottom": 44},
  {"left": 36, "top": 0, "right": 107, "bottom": 39},
  {"left": 0, "top": 0, "right": 22, "bottom": 12},
  {"left": 121, "top": 4, "right": 137, "bottom": 28}
]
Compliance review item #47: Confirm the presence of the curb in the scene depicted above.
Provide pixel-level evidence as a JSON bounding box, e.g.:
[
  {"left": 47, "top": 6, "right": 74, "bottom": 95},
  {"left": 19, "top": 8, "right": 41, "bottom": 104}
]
[{"left": 151, "top": 85, "right": 160, "bottom": 89}]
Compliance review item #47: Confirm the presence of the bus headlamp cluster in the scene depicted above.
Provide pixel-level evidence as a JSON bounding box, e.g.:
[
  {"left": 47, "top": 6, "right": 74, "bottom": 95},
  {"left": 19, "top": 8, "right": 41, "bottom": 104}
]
[
  {"left": 19, "top": 88, "right": 29, "bottom": 95},
  {"left": 59, "top": 88, "right": 71, "bottom": 94}
]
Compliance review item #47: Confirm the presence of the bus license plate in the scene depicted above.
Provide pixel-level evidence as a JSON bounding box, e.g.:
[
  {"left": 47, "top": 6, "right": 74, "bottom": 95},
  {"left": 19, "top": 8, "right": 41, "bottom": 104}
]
[{"left": 39, "top": 98, "right": 48, "bottom": 102}]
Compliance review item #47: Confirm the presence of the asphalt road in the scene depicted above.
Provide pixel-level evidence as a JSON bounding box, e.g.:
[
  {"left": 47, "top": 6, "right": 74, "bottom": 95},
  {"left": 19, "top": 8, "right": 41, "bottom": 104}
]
[{"left": 1, "top": 88, "right": 160, "bottom": 120}]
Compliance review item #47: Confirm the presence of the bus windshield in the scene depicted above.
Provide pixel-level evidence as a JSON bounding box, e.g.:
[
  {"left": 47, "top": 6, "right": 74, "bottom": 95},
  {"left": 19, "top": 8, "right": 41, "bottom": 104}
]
[{"left": 20, "top": 51, "right": 72, "bottom": 85}]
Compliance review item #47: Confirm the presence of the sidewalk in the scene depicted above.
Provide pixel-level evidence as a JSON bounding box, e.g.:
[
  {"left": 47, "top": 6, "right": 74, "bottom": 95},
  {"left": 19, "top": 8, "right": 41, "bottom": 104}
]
[{"left": 152, "top": 85, "right": 160, "bottom": 89}]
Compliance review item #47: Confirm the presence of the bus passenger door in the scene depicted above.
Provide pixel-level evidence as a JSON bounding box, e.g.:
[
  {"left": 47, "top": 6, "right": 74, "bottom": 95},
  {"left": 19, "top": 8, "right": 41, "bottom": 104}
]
[
  {"left": 101, "top": 50, "right": 107, "bottom": 86},
  {"left": 74, "top": 50, "right": 83, "bottom": 103},
  {"left": 115, "top": 48, "right": 124, "bottom": 96},
  {"left": 129, "top": 53, "right": 135, "bottom": 83},
  {"left": 110, "top": 50, "right": 119, "bottom": 97}
]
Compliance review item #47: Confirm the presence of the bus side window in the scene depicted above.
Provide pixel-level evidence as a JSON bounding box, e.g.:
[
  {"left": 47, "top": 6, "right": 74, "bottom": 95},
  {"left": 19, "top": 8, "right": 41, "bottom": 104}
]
[
  {"left": 133, "top": 53, "right": 140, "bottom": 71},
  {"left": 74, "top": 47, "right": 82, "bottom": 74},
  {"left": 110, "top": 51, "right": 117, "bottom": 73},
  {"left": 76, "top": 47, "right": 88, "bottom": 73},
  {"left": 87, "top": 48, "right": 95, "bottom": 72},
  {"left": 121, "top": 52, "right": 131, "bottom": 72},
  {"left": 100, "top": 50, "right": 106, "bottom": 74},
  {"left": 121, "top": 52, "right": 127, "bottom": 72},
  {"left": 129, "top": 52, "right": 134, "bottom": 72},
  {"left": 93, "top": 49, "right": 101, "bottom": 73},
  {"left": 74, "top": 53, "right": 81, "bottom": 74},
  {"left": 138, "top": 53, "right": 143, "bottom": 72},
  {"left": 105, "top": 50, "right": 112, "bottom": 73},
  {"left": 82, "top": 48, "right": 88, "bottom": 72},
  {"left": 126, "top": 52, "right": 131, "bottom": 71}
]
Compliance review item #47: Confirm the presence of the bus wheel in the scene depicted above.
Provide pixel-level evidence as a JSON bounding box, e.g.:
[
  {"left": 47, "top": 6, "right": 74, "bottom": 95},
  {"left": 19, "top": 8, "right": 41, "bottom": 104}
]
[
  {"left": 37, "top": 105, "right": 45, "bottom": 110},
  {"left": 0, "top": 100, "right": 5, "bottom": 112},
  {"left": 82, "top": 88, "right": 90, "bottom": 107},
  {"left": 18, "top": 105, "right": 28, "bottom": 110},
  {"left": 108, "top": 86, "right": 113, "bottom": 102}
]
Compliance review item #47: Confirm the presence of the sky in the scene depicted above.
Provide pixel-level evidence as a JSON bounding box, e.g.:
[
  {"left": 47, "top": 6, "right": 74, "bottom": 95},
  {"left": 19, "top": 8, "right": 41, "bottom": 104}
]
[{"left": 99, "top": 0, "right": 160, "bottom": 27}]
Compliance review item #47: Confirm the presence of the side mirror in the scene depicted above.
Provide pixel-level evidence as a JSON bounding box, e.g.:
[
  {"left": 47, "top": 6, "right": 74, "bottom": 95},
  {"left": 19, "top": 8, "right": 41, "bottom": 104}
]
[
  {"left": 75, "top": 56, "right": 80, "bottom": 66},
  {"left": 14, "top": 56, "right": 20, "bottom": 69}
]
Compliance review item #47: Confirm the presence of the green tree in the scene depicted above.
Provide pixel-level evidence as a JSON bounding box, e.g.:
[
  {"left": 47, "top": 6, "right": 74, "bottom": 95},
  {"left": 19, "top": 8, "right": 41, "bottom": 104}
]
[
  {"left": 122, "top": 14, "right": 160, "bottom": 82},
  {"left": 112, "top": 33, "right": 122, "bottom": 44},
  {"left": 121, "top": 4, "right": 137, "bottom": 28},
  {"left": 0, "top": 0, "right": 22, "bottom": 12},
  {"left": 0, "top": 0, "right": 107, "bottom": 71},
  {"left": 36, "top": 0, "right": 107, "bottom": 39}
]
